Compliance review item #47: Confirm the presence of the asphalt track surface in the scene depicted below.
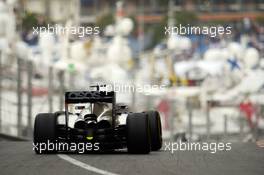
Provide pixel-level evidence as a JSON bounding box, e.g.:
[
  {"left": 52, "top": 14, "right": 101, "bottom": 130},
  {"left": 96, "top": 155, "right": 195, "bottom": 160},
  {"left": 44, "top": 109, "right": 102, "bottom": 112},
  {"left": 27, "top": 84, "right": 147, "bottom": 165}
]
[{"left": 0, "top": 141, "right": 263, "bottom": 175}]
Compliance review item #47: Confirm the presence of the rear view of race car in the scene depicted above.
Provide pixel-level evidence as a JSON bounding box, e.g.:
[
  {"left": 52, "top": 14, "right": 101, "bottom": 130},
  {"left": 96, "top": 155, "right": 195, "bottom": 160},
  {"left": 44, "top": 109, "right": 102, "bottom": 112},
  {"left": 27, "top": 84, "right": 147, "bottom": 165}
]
[{"left": 33, "top": 86, "right": 162, "bottom": 154}]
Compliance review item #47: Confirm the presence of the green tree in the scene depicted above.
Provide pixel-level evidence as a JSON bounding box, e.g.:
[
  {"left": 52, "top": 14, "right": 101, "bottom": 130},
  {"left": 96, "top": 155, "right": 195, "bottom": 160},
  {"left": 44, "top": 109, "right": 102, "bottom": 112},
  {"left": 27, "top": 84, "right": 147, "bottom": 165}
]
[{"left": 95, "top": 12, "right": 115, "bottom": 30}]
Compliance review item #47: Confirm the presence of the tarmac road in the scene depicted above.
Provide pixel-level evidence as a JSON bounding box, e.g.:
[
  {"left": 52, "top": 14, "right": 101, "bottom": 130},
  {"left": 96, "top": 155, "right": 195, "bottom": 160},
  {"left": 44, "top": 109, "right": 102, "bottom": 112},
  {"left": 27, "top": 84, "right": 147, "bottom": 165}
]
[{"left": 0, "top": 141, "right": 263, "bottom": 175}]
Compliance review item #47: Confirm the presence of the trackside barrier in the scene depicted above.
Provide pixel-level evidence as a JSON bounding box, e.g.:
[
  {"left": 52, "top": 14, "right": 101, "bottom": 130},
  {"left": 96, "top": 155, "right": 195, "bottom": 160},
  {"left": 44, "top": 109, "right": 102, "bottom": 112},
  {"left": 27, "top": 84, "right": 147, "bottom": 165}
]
[{"left": 0, "top": 54, "right": 78, "bottom": 138}]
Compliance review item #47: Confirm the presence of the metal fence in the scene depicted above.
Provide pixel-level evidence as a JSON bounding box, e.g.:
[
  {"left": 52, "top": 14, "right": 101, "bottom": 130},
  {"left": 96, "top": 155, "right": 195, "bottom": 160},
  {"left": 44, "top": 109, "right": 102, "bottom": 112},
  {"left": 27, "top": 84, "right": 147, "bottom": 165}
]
[{"left": 0, "top": 51, "right": 76, "bottom": 138}]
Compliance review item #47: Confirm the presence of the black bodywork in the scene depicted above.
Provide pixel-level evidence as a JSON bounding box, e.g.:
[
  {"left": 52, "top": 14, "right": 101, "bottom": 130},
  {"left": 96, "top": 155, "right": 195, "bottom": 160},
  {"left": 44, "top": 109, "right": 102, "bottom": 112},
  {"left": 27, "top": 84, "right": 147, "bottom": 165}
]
[{"left": 57, "top": 86, "right": 127, "bottom": 150}]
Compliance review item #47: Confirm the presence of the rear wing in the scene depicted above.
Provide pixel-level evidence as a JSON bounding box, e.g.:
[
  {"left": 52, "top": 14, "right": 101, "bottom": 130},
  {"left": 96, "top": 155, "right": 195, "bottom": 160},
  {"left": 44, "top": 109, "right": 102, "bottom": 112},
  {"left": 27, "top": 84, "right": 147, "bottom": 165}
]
[
  {"left": 64, "top": 90, "right": 117, "bottom": 132},
  {"left": 65, "top": 91, "right": 115, "bottom": 104}
]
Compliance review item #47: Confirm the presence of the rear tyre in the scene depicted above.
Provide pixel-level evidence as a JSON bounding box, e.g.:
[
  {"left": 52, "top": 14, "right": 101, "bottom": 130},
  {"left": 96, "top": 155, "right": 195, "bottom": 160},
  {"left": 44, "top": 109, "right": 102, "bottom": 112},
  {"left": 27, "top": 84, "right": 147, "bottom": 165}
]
[
  {"left": 126, "top": 113, "right": 151, "bottom": 154},
  {"left": 34, "top": 113, "right": 57, "bottom": 154},
  {"left": 145, "top": 111, "right": 162, "bottom": 151}
]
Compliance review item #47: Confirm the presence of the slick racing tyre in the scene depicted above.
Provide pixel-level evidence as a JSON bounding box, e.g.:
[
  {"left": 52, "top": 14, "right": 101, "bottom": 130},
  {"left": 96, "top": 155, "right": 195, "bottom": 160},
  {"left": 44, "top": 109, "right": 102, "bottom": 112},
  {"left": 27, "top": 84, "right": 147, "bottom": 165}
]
[
  {"left": 127, "top": 113, "right": 151, "bottom": 154},
  {"left": 34, "top": 113, "right": 57, "bottom": 154},
  {"left": 145, "top": 111, "right": 162, "bottom": 151}
]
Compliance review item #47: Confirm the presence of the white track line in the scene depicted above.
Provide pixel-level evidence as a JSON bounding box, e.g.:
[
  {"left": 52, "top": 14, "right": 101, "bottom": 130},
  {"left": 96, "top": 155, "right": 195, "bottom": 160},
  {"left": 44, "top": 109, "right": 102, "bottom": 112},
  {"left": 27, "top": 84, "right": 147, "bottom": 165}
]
[
  {"left": 256, "top": 140, "right": 264, "bottom": 148},
  {"left": 58, "top": 154, "right": 119, "bottom": 175}
]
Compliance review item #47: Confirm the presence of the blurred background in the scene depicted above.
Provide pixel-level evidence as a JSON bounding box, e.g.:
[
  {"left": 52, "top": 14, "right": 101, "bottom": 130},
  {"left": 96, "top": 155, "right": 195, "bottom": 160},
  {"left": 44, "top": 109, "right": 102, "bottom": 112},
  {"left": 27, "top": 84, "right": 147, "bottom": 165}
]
[{"left": 0, "top": 0, "right": 263, "bottom": 142}]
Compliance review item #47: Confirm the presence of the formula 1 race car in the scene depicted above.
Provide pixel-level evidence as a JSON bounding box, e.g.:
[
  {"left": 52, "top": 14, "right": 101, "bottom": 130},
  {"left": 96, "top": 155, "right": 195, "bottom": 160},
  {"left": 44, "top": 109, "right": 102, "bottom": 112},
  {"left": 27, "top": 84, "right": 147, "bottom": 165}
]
[{"left": 33, "top": 85, "right": 162, "bottom": 154}]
